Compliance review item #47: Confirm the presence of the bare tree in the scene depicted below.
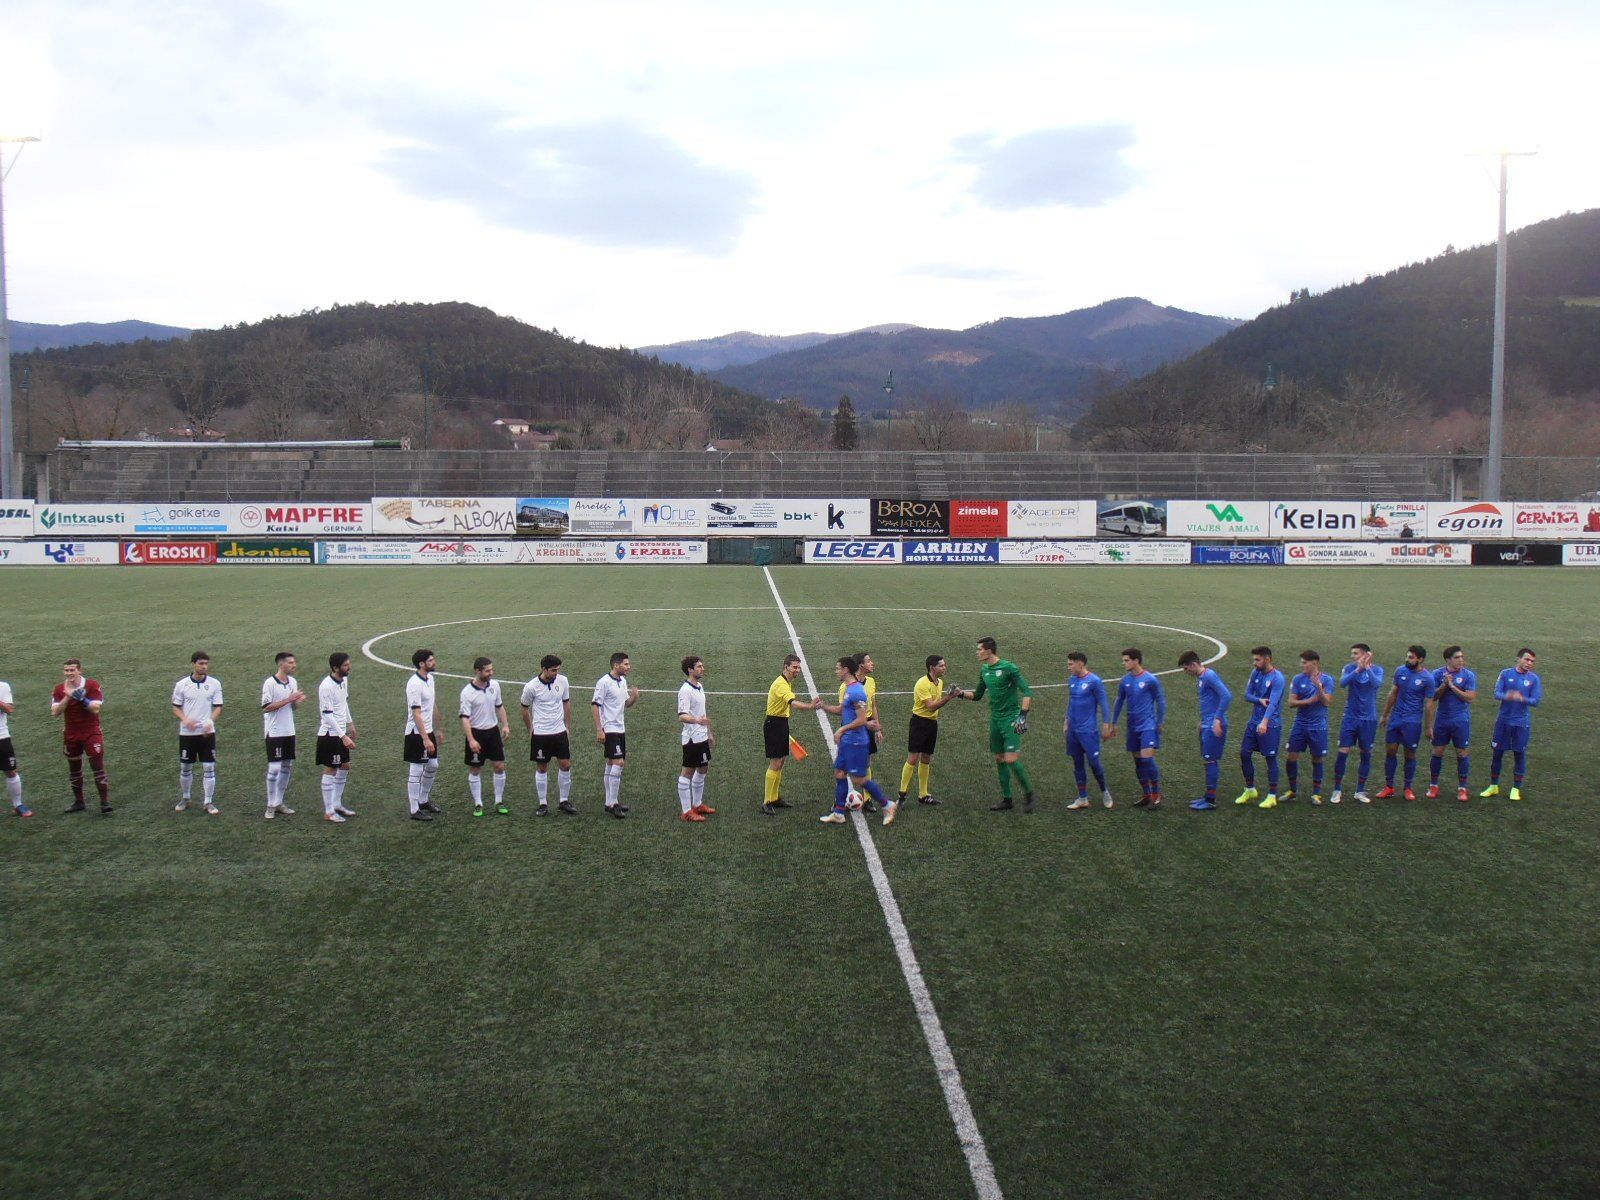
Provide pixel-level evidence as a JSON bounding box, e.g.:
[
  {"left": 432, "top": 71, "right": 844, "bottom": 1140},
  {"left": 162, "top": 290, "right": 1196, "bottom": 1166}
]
[
  {"left": 236, "top": 327, "right": 313, "bottom": 441},
  {"left": 320, "top": 339, "right": 418, "bottom": 437},
  {"left": 167, "top": 336, "right": 234, "bottom": 436},
  {"left": 911, "top": 396, "right": 967, "bottom": 450},
  {"left": 47, "top": 381, "right": 139, "bottom": 441}
]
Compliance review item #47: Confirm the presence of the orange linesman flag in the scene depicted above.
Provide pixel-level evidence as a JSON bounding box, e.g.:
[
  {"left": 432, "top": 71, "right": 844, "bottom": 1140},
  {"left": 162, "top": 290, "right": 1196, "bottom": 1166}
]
[{"left": 788, "top": 736, "right": 809, "bottom": 761}]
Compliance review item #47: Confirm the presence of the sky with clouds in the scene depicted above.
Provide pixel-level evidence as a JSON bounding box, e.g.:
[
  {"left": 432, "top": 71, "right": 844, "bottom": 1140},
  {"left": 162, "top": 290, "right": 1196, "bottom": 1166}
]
[{"left": 3, "top": 0, "right": 1597, "bottom": 346}]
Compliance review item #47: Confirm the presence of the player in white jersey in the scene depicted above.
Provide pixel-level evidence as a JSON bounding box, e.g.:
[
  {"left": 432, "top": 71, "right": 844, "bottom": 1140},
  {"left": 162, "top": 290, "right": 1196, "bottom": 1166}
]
[
  {"left": 316, "top": 652, "right": 358, "bottom": 822},
  {"left": 676, "top": 655, "right": 715, "bottom": 822},
  {"left": 520, "top": 653, "right": 575, "bottom": 816},
  {"left": 592, "top": 651, "right": 639, "bottom": 819},
  {"left": 260, "top": 651, "right": 306, "bottom": 819},
  {"left": 171, "top": 651, "right": 224, "bottom": 815},
  {"left": 404, "top": 648, "right": 441, "bottom": 821},
  {"left": 460, "top": 656, "right": 512, "bottom": 816},
  {"left": 0, "top": 676, "right": 30, "bottom": 817}
]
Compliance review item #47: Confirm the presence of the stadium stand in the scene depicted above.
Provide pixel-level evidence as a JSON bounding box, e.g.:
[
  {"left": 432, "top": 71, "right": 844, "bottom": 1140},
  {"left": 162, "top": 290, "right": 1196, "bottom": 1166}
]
[{"left": 34, "top": 446, "right": 1591, "bottom": 503}]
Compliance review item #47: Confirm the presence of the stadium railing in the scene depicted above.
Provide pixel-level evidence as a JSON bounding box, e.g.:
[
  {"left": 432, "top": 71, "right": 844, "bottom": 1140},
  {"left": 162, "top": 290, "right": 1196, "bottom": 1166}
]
[{"left": 35, "top": 446, "right": 1594, "bottom": 504}]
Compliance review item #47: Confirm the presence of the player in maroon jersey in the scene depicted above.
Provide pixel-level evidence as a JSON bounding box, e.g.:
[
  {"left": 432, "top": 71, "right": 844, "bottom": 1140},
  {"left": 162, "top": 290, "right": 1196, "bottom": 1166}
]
[{"left": 51, "top": 658, "right": 112, "bottom": 814}]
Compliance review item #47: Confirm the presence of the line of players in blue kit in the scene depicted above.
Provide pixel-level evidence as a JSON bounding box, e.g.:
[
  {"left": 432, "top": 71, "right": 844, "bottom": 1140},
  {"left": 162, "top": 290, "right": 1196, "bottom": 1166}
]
[{"left": 1058, "top": 645, "right": 1543, "bottom": 811}]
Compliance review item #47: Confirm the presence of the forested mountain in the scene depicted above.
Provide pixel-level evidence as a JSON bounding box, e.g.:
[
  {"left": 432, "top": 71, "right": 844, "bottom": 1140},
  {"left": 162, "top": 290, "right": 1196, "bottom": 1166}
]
[
  {"left": 1076, "top": 208, "right": 1600, "bottom": 451},
  {"left": 15, "top": 301, "right": 775, "bottom": 448},
  {"left": 11, "top": 319, "right": 191, "bottom": 352},
  {"left": 708, "top": 298, "right": 1239, "bottom": 413}
]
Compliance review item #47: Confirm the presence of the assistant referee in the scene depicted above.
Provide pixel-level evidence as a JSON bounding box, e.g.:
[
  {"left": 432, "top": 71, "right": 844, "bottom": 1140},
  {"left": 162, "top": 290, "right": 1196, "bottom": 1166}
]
[{"left": 763, "top": 654, "right": 822, "bottom": 815}]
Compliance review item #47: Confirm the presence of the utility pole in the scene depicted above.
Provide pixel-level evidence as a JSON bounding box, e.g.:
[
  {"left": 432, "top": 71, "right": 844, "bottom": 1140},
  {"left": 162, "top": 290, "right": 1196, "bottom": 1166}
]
[
  {"left": 883, "top": 370, "right": 894, "bottom": 449},
  {"left": 1483, "top": 149, "right": 1536, "bottom": 501},
  {"left": 0, "top": 136, "right": 41, "bottom": 498}
]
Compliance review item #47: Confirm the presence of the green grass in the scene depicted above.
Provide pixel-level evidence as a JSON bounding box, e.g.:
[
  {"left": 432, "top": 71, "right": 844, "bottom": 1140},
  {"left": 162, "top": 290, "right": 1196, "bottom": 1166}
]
[{"left": 2, "top": 564, "right": 1596, "bottom": 1199}]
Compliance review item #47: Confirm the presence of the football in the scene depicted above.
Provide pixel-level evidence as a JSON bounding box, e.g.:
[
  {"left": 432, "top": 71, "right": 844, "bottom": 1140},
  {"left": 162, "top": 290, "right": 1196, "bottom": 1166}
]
[{"left": 846, "top": 789, "right": 864, "bottom": 810}]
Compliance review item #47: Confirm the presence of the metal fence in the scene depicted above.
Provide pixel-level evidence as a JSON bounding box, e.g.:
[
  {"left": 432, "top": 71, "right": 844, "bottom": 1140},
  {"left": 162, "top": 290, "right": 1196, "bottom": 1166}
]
[{"left": 34, "top": 445, "right": 1600, "bottom": 504}]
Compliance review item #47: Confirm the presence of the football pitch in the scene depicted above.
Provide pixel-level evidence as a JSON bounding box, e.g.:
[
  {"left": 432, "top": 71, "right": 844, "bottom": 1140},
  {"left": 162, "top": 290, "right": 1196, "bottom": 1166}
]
[{"left": 3, "top": 564, "right": 1597, "bottom": 1199}]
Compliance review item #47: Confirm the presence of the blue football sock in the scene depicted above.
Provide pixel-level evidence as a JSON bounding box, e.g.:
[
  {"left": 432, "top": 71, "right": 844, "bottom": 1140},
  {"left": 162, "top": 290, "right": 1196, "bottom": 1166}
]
[
  {"left": 1358, "top": 750, "right": 1371, "bottom": 788},
  {"left": 1384, "top": 753, "right": 1397, "bottom": 786},
  {"left": 1286, "top": 760, "right": 1299, "bottom": 791},
  {"left": 863, "top": 780, "right": 886, "bottom": 804},
  {"left": 1204, "top": 760, "right": 1219, "bottom": 799},
  {"left": 1489, "top": 749, "right": 1503, "bottom": 782},
  {"left": 1090, "top": 759, "right": 1106, "bottom": 789},
  {"left": 1458, "top": 755, "right": 1470, "bottom": 786},
  {"left": 1266, "top": 757, "right": 1279, "bottom": 790},
  {"left": 1146, "top": 759, "right": 1161, "bottom": 794},
  {"left": 1404, "top": 757, "right": 1417, "bottom": 788},
  {"left": 1333, "top": 750, "right": 1349, "bottom": 788},
  {"left": 1513, "top": 751, "right": 1526, "bottom": 784},
  {"left": 1312, "top": 760, "right": 1325, "bottom": 791},
  {"left": 1239, "top": 751, "right": 1254, "bottom": 786},
  {"left": 834, "top": 777, "right": 850, "bottom": 811},
  {"left": 1429, "top": 754, "right": 1443, "bottom": 785}
]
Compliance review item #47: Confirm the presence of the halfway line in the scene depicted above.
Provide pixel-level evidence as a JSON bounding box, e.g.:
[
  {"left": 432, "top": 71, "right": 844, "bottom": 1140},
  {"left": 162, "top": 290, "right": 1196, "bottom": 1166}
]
[{"left": 760, "top": 566, "right": 1003, "bottom": 1200}]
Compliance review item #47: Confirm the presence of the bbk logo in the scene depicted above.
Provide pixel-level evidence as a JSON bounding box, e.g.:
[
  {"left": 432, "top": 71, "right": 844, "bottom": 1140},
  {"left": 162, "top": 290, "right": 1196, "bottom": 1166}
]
[{"left": 827, "top": 504, "right": 847, "bottom": 529}]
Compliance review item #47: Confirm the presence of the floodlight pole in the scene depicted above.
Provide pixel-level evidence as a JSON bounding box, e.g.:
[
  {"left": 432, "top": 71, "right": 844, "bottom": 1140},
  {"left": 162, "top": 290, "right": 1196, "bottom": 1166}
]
[
  {"left": 1484, "top": 150, "right": 1536, "bottom": 501},
  {"left": 0, "top": 136, "right": 41, "bottom": 498}
]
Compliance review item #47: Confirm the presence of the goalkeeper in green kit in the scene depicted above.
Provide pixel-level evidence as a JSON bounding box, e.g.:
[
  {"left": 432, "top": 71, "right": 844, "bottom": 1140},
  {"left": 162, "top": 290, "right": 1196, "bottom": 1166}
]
[{"left": 950, "top": 636, "right": 1036, "bottom": 812}]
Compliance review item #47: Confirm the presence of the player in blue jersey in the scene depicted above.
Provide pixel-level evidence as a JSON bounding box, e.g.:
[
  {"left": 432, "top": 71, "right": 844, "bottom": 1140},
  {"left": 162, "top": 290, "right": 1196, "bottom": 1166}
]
[
  {"left": 1330, "top": 643, "right": 1384, "bottom": 805},
  {"left": 1178, "top": 650, "right": 1230, "bottom": 810},
  {"left": 1234, "top": 646, "right": 1286, "bottom": 809},
  {"left": 1427, "top": 645, "right": 1477, "bottom": 802},
  {"left": 1110, "top": 648, "right": 1166, "bottom": 809},
  {"left": 820, "top": 657, "right": 889, "bottom": 824},
  {"left": 1063, "top": 652, "right": 1113, "bottom": 810},
  {"left": 1283, "top": 651, "right": 1335, "bottom": 804},
  {"left": 1482, "top": 649, "right": 1541, "bottom": 801},
  {"left": 1376, "top": 645, "right": 1431, "bottom": 801}
]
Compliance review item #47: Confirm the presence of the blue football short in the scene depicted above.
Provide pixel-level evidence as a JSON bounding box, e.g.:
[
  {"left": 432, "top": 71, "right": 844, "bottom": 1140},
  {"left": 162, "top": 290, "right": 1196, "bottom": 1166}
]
[{"left": 1287, "top": 726, "right": 1329, "bottom": 756}]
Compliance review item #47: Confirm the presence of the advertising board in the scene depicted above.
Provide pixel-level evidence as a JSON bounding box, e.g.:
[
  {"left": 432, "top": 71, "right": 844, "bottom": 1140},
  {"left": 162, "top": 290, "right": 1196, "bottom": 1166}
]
[
  {"left": 1284, "top": 542, "right": 1472, "bottom": 566},
  {"left": 805, "top": 540, "right": 901, "bottom": 564},
  {"left": 372, "top": 497, "right": 517, "bottom": 535},
  {"left": 776, "top": 501, "right": 870, "bottom": 536},
  {"left": 236, "top": 504, "right": 369, "bottom": 535},
  {"left": 1511, "top": 502, "right": 1600, "bottom": 539},
  {"left": 1097, "top": 541, "right": 1191, "bottom": 564},
  {"left": 902, "top": 540, "right": 1001, "bottom": 565},
  {"left": 870, "top": 500, "right": 949, "bottom": 537},
  {"left": 569, "top": 498, "right": 634, "bottom": 534},
  {"left": 633, "top": 499, "right": 707, "bottom": 535},
  {"left": 1268, "top": 501, "right": 1362, "bottom": 540},
  {"left": 1006, "top": 500, "right": 1095, "bottom": 539},
  {"left": 1563, "top": 544, "right": 1600, "bottom": 566},
  {"left": 1426, "top": 501, "right": 1509, "bottom": 538},
  {"left": 215, "top": 540, "right": 315, "bottom": 565},
  {"left": 316, "top": 541, "right": 419, "bottom": 564},
  {"left": 948, "top": 500, "right": 1007, "bottom": 539},
  {"left": 1357, "top": 502, "right": 1429, "bottom": 540},
  {"left": 996, "top": 541, "right": 1098, "bottom": 565},
  {"left": 1469, "top": 542, "right": 1563, "bottom": 566},
  {"left": 514, "top": 498, "right": 570, "bottom": 537},
  {"left": 611, "top": 540, "right": 709, "bottom": 563},
  {"left": 1166, "top": 500, "right": 1270, "bottom": 539},
  {"left": 1191, "top": 545, "right": 1285, "bottom": 565},
  {"left": 0, "top": 501, "right": 35, "bottom": 538},
  {"left": 0, "top": 542, "right": 122, "bottom": 566},
  {"left": 1096, "top": 500, "right": 1166, "bottom": 538},
  {"left": 35, "top": 504, "right": 136, "bottom": 535},
  {"left": 703, "top": 498, "right": 780, "bottom": 531},
  {"left": 121, "top": 541, "right": 218, "bottom": 565}
]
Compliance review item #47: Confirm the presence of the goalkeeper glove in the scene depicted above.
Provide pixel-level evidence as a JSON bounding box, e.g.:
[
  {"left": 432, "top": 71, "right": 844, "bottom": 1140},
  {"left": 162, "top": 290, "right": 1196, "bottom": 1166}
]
[
  {"left": 70, "top": 687, "right": 88, "bottom": 704},
  {"left": 1012, "top": 714, "right": 1028, "bottom": 735}
]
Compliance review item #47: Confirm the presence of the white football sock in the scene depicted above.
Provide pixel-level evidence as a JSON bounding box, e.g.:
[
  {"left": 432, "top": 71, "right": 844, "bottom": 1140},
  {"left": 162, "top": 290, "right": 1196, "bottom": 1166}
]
[
  {"left": 606, "top": 763, "right": 623, "bottom": 807},
  {"left": 334, "top": 768, "right": 350, "bottom": 807},
  {"left": 535, "top": 771, "right": 548, "bottom": 805},
  {"left": 558, "top": 768, "right": 572, "bottom": 802},
  {"left": 202, "top": 763, "right": 217, "bottom": 804},
  {"left": 6, "top": 774, "right": 21, "bottom": 808},
  {"left": 321, "top": 774, "right": 337, "bottom": 815},
  {"left": 691, "top": 773, "right": 706, "bottom": 808},
  {"left": 492, "top": 771, "right": 506, "bottom": 804},
  {"left": 277, "top": 762, "right": 293, "bottom": 805},
  {"left": 677, "top": 774, "right": 693, "bottom": 813},
  {"left": 179, "top": 762, "right": 193, "bottom": 799},
  {"left": 407, "top": 763, "right": 423, "bottom": 813},
  {"left": 265, "top": 762, "right": 281, "bottom": 808},
  {"left": 468, "top": 773, "right": 482, "bottom": 805},
  {"left": 420, "top": 758, "right": 439, "bottom": 802}
]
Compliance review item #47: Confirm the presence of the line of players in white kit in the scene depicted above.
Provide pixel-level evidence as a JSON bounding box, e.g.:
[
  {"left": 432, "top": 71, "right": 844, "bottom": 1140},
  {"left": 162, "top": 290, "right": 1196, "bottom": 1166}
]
[{"left": 162, "top": 646, "right": 696, "bottom": 823}]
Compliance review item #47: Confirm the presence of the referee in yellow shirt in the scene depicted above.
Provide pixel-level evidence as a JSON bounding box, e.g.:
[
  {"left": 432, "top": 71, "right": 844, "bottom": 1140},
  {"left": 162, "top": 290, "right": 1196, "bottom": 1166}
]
[
  {"left": 900, "top": 654, "right": 955, "bottom": 807},
  {"left": 764, "top": 654, "right": 822, "bottom": 815}
]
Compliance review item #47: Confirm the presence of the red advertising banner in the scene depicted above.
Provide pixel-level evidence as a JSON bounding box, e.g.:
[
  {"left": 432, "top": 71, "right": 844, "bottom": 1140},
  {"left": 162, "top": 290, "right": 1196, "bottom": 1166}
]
[
  {"left": 121, "top": 541, "right": 218, "bottom": 565},
  {"left": 949, "top": 499, "right": 1008, "bottom": 538}
]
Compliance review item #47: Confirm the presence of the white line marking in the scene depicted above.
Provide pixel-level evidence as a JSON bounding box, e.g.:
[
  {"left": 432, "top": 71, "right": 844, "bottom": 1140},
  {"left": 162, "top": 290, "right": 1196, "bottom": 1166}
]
[
  {"left": 361, "top": 606, "right": 1228, "bottom": 696},
  {"left": 761, "top": 567, "right": 1004, "bottom": 1200}
]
